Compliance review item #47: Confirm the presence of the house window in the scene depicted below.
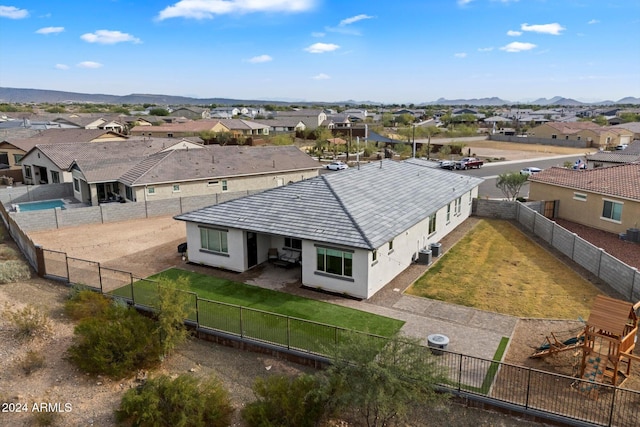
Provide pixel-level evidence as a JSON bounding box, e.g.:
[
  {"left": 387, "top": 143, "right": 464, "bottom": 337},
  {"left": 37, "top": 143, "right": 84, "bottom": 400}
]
[
  {"left": 284, "top": 237, "right": 302, "bottom": 250},
  {"left": 222, "top": 180, "right": 228, "bottom": 191},
  {"left": 0, "top": 152, "right": 8, "bottom": 165},
  {"left": 73, "top": 178, "right": 79, "bottom": 192},
  {"left": 446, "top": 203, "right": 451, "bottom": 223},
  {"left": 13, "top": 154, "right": 23, "bottom": 165},
  {"left": 573, "top": 193, "right": 587, "bottom": 201},
  {"left": 551, "top": 134, "right": 557, "bottom": 139},
  {"left": 388, "top": 239, "right": 394, "bottom": 253},
  {"left": 167, "top": 133, "right": 174, "bottom": 138},
  {"left": 455, "top": 197, "right": 462, "bottom": 215},
  {"left": 173, "top": 184, "right": 180, "bottom": 192},
  {"left": 428, "top": 213, "right": 437, "bottom": 234},
  {"left": 125, "top": 186, "right": 135, "bottom": 201},
  {"left": 208, "top": 180, "right": 219, "bottom": 186},
  {"left": 147, "top": 187, "right": 155, "bottom": 195},
  {"left": 200, "top": 227, "right": 229, "bottom": 254},
  {"left": 24, "top": 165, "right": 32, "bottom": 179},
  {"left": 602, "top": 200, "right": 622, "bottom": 222},
  {"left": 51, "top": 171, "right": 60, "bottom": 184},
  {"left": 372, "top": 249, "right": 377, "bottom": 263},
  {"left": 565, "top": 135, "right": 569, "bottom": 140},
  {"left": 316, "top": 247, "right": 352, "bottom": 277}
]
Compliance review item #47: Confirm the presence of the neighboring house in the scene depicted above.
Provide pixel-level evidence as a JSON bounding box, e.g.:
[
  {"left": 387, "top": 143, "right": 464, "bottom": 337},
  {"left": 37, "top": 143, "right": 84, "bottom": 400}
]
[
  {"left": 169, "top": 107, "right": 211, "bottom": 120},
  {"left": 70, "top": 144, "right": 320, "bottom": 205},
  {"left": 586, "top": 140, "right": 640, "bottom": 168},
  {"left": 174, "top": 159, "right": 483, "bottom": 300},
  {"left": 611, "top": 122, "right": 640, "bottom": 140},
  {"left": 253, "top": 118, "right": 306, "bottom": 133},
  {"left": 0, "top": 140, "right": 31, "bottom": 170},
  {"left": 130, "top": 119, "right": 229, "bottom": 138},
  {"left": 528, "top": 164, "right": 640, "bottom": 234},
  {"left": 217, "top": 119, "right": 270, "bottom": 137},
  {"left": 275, "top": 110, "right": 327, "bottom": 130},
  {"left": 527, "top": 122, "right": 634, "bottom": 149}
]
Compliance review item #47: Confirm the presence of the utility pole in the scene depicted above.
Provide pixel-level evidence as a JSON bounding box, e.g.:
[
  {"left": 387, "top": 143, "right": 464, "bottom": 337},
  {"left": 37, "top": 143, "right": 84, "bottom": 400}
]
[{"left": 412, "top": 125, "right": 416, "bottom": 158}]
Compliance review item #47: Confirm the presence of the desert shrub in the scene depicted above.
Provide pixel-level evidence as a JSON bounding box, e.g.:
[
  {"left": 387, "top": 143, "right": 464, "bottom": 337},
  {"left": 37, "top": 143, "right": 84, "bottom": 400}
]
[
  {"left": 242, "top": 374, "right": 327, "bottom": 427},
  {"left": 21, "top": 349, "right": 45, "bottom": 375},
  {"left": 67, "top": 304, "right": 162, "bottom": 378},
  {"left": 31, "top": 410, "right": 60, "bottom": 426},
  {"left": 0, "top": 246, "right": 18, "bottom": 260},
  {"left": 3, "top": 304, "right": 51, "bottom": 340},
  {"left": 64, "top": 289, "right": 111, "bottom": 320},
  {"left": 116, "top": 374, "right": 233, "bottom": 427},
  {"left": 0, "top": 260, "right": 32, "bottom": 284}
]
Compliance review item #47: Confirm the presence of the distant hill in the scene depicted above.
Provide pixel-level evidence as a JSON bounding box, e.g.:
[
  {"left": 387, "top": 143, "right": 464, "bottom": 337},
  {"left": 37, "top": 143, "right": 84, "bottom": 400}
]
[
  {"left": 0, "top": 87, "right": 637, "bottom": 107},
  {"left": 0, "top": 87, "right": 292, "bottom": 106}
]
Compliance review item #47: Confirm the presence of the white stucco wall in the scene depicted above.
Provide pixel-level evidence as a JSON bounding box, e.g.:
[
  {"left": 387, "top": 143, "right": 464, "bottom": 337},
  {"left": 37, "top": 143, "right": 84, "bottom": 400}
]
[{"left": 185, "top": 223, "right": 246, "bottom": 272}]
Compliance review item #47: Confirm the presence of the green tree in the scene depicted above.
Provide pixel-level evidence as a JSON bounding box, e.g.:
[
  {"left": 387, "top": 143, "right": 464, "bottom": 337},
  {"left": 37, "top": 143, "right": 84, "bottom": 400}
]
[
  {"left": 592, "top": 115, "right": 608, "bottom": 126},
  {"left": 320, "top": 333, "right": 449, "bottom": 427},
  {"left": 496, "top": 172, "right": 529, "bottom": 201},
  {"left": 116, "top": 374, "right": 233, "bottom": 427},
  {"left": 269, "top": 134, "right": 295, "bottom": 146},
  {"left": 149, "top": 107, "right": 170, "bottom": 116},
  {"left": 45, "top": 105, "right": 66, "bottom": 114},
  {"left": 156, "top": 276, "right": 191, "bottom": 358}
]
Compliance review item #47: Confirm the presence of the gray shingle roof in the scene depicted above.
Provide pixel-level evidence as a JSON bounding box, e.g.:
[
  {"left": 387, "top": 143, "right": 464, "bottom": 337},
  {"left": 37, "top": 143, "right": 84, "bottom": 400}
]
[{"left": 175, "top": 159, "right": 484, "bottom": 250}]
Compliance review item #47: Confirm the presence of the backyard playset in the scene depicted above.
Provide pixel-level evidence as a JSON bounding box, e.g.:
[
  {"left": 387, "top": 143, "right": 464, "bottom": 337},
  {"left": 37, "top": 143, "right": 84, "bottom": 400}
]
[{"left": 531, "top": 295, "right": 640, "bottom": 396}]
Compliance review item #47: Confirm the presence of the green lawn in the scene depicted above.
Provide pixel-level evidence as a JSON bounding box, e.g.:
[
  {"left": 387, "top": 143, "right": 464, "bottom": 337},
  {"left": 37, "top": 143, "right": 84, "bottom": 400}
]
[{"left": 109, "top": 268, "right": 404, "bottom": 351}]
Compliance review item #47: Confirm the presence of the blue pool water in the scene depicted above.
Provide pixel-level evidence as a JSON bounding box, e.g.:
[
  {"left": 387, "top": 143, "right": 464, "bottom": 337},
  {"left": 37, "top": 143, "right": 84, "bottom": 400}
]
[{"left": 16, "top": 199, "right": 66, "bottom": 212}]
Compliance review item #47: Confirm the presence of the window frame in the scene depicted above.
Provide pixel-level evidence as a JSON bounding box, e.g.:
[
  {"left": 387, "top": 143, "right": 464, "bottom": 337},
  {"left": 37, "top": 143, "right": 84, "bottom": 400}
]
[
  {"left": 73, "top": 177, "right": 79, "bottom": 192},
  {"left": 51, "top": 170, "right": 60, "bottom": 184},
  {"left": 428, "top": 213, "right": 437, "bottom": 235},
  {"left": 199, "top": 226, "right": 229, "bottom": 255},
  {"left": 172, "top": 184, "right": 180, "bottom": 193},
  {"left": 284, "top": 237, "right": 302, "bottom": 251},
  {"left": 601, "top": 199, "right": 623, "bottom": 222},
  {"left": 24, "top": 165, "right": 32, "bottom": 179},
  {"left": 315, "top": 245, "right": 354, "bottom": 279},
  {"left": 147, "top": 186, "right": 155, "bottom": 195}
]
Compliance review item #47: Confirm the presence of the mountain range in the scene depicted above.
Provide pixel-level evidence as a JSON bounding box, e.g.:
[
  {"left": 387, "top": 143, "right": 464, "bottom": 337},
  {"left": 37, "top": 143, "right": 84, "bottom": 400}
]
[{"left": 1, "top": 87, "right": 638, "bottom": 107}]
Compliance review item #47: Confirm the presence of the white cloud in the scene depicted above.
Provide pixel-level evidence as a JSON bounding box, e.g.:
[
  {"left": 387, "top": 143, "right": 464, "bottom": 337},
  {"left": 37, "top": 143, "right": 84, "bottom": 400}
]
[
  {"left": 311, "top": 31, "right": 325, "bottom": 37},
  {"left": 55, "top": 64, "right": 69, "bottom": 70},
  {"left": 77, "top": 61, "right": 103, "bottom": 69},
  {"left": 0, "top": 5, "right": 28, "bottom": 19},
  {"left": 506, "top": 30, "right": 521, "bottom": 36},
  {"left": 312, "top": 73, "right": 330, "bottom": 80},
  {"left": 500, "top": 41, "right": 536, "bottom": 52},
  {"left": 339, "top": 14, "right": 373, "bottom": 26},
  {"left": 247, "top": 54, "right": 273, "bottom": 63},
  {"left": 81, "top": 30, "right": 141, "bottom": 44},
  {"left": 520, "top": 23, "right": 565, "bottom": 35},
  {"left": 36, "top": 26, "right": 64, "bottom": 35},
  {"left": 304, "top": 42, "right": 339, "bottom": 53},
  {"left": 454, "top": 52, "right": 467, "bottom": 58},
  {"left": 588, "top": 19, "right": 599, "bottom": 25},
  {"left": 478, "top": 47, "right": 494, "bottom": 52},
  {"left": 157, "top": 0, "right": 316, "bottom": 20},
  {"left": 457, "top": 0, "right": 474, "bottom": 5}
]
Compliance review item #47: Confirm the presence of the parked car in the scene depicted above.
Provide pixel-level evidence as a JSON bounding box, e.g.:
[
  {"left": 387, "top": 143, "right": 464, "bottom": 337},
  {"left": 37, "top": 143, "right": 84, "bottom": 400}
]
[
  {"left": 520, "top": 167, "right": 542, "bottom": 176},
  {"left": 615, "top": 144, "right": 628, "bottom": 150},
  {"left": 439, "top": 160, "right": 456, "bottom": 170},
  {"left": 326, "top": 161, "right": 348, "bottom": 171},
  {"left": 455, "top": 157, "right": 483, "bottom": 170}
]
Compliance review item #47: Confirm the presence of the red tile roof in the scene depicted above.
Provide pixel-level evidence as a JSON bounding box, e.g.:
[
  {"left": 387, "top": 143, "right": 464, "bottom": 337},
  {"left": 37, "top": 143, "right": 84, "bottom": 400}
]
[{"left": 529, "top": 163, "right": 640, "bottom": 201}]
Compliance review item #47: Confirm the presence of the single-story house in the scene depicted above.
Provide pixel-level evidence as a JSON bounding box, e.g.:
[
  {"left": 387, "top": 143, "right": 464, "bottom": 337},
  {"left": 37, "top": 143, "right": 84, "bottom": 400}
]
[
  {"left": 67, "top": 143, "right": 321, "bottom": 206},
  {"left": 175, "top": 159, "right": 484, "bottom": 299},
  {"left": 275, "top": 110, "right": 327, "bottom": 130},
  {"left": 528, "top": 163, "right": 640, "bottom": 234},
  {"left": 586, "top": 140, "right": 640, "bottom": 168},
  {"left": 527, "top": 122, "right": 634, "bottom": 149}
]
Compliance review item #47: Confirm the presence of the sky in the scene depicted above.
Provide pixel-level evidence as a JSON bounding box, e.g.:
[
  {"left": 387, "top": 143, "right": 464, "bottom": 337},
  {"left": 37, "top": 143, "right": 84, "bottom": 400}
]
[{"left": 0, "top": 0, "right": 639, "bottom": 104}]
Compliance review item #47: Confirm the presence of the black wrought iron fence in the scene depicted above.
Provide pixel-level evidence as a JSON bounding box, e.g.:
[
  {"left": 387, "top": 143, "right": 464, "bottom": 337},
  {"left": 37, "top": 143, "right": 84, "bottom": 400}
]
[{"left": 41, "top": 248, "right": 640, "bottom": 427}]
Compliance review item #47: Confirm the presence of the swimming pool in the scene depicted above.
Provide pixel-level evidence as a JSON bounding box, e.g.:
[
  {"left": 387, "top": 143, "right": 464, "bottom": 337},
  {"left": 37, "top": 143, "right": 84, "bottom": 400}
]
[{"left": 15, "top": 199, "right": 66, "bottom": 212}]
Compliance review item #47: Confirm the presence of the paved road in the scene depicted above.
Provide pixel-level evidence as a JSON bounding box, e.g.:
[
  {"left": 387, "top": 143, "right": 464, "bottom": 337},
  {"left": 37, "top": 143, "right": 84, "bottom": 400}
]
[{"left": 454, "top": 154, "right": 588, "bottom": 198}]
